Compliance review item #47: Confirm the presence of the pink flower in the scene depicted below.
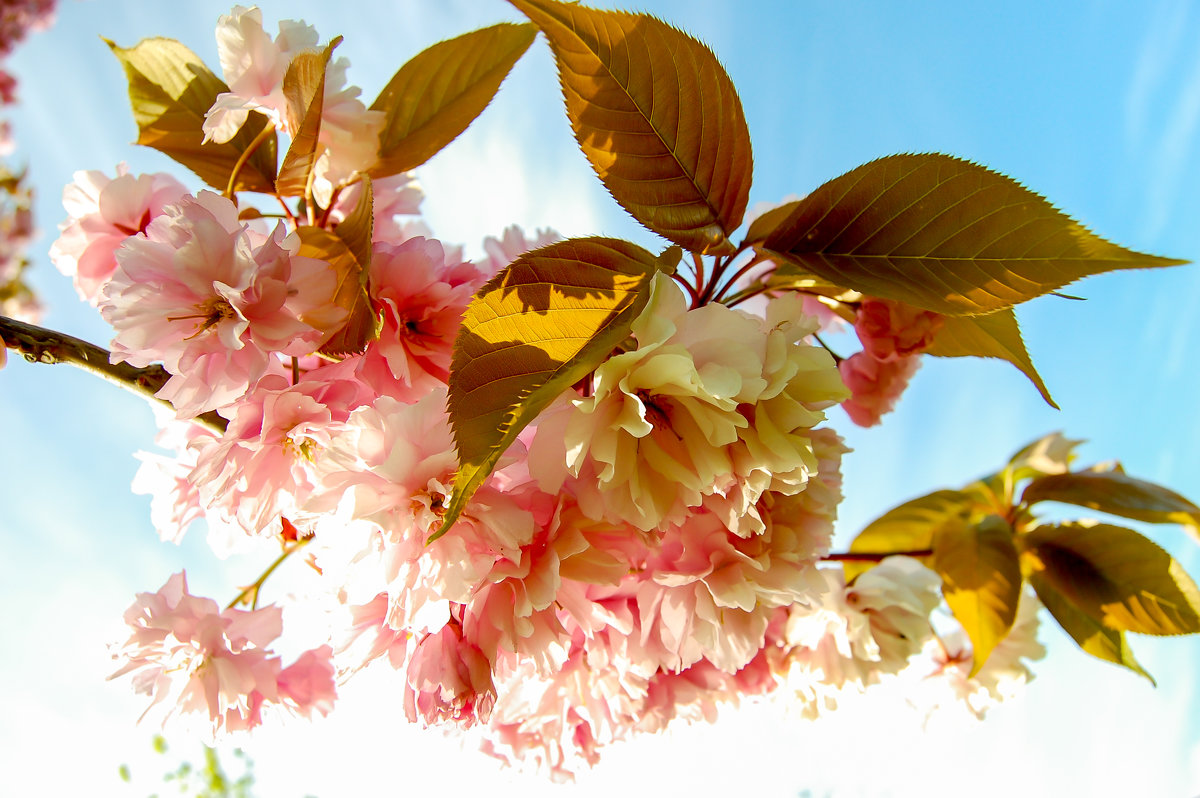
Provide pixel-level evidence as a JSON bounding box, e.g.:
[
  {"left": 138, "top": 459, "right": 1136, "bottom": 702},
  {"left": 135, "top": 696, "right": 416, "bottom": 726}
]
[
  {"left": 838, "top": 351, "right": 921, "bottom": 427},
  {"left": 49, "top": 165, "right": 187, "bottom": 303},
  {"left": 480, "top": 224, "right": 560, "bottom": 276},
  {"left": 203, "top": 7, "right": 384, "bottom": 204},
  {"left": 110, "top": 571, "right": 336, "bottom": 733},
  {"left": 275, "top": 645, "right": 337, "bottom": 720},
  {"left": 190, "top": 373, "right": 355, "bottom": 538},
  {"left": 100, "top": 191, "right": 343, "bottom": 418},
  {"left": 0, "top": 69, "right": 16, "bottom": 105},
  {"left": 368, "top": 237, "right": 486, "bottom": 393},
  {"left": 854, "top": 297, "right": 943, "bottom": 362},
  {"left": 202, "top": 7, "right": 320, "bottom": 143},
  {"left": 404, "top": 621, "right": 496, "bottom": 727},
  {"left": 331, "top": 173, "right": 423, "bottom": 243},
  {"left": 131, "top": 413, "right": 215, "bottom": 545}
]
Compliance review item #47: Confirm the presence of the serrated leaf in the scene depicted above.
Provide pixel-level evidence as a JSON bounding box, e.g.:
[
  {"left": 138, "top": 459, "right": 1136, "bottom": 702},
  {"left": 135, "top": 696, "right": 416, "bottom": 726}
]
[
  {"left": 334, "top": 175, "right": 374, "bottom": 269},
  {"left": 845, "top": 488, "right": 975, "bottom": 582},
  {"left": 1023, "top": 522, "right": 1200, "bottom": 635},
  {"left": 275, "top": 38, "right": 339, "bottom": 197},
  {"left": 1022, "top": 470, "right": 1200, "bottom": 537},
  {"left": 924, "top": 309, "right": 1057, "bottom": 408},
  {"left": 370, "top": 23, "right": 536, "bottom": 177},
  {"left": 933, "top": 514, "right": 1022, "bottom": 675},
  {"left": 438, "top": 237, "right": 664, "bottom": 540},
  {"left": 1029, "top": 571, "right": 1154, "bottom": 684},
  {"left": 760, "top": 153, "right": 1184, "bottom": 315},
  {"left": 294, "top": 180, "right": 375, "bottom": 357},
  {"left": 510, "top": 0, "right": 752, "bottom": 255},
  {"left": 745, "top": 199, "right": 803, "bottom": 245},
  {"left": 107, "top": 37, "right": 277, "bottom": 193}
]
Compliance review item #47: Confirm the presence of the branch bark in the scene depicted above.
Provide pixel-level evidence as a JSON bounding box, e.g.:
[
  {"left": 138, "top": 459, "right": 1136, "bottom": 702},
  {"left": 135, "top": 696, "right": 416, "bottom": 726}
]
[{"left": 0, "top": 314, "right": 227, "bottom": 433}]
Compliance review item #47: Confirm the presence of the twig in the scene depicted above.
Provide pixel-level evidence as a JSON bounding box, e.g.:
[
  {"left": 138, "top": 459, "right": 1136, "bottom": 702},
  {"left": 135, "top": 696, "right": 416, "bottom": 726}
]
[{"left": 0, "top": 314, "right": 227, "bottom": 434}]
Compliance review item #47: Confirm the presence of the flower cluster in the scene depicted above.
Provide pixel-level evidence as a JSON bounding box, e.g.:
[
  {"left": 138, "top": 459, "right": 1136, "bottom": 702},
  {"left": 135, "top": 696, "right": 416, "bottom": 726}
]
[
  {"left": 37, "top": 6, "right": 1050, "bottom": 778},
  {"left": 110, "top": 572, "right": 335, "bottom": 733},
  {"left": 0, "top": 0, "right": 54, "bottom": 155},
  {"left": 839, "top": 296, "right": 944, "bottom": 426},
  {"left": 0, "top": 0, "right": 55, "bottom": 350},
  {"left": 0, "top": 166, "right": 37, "bottom": 328}
]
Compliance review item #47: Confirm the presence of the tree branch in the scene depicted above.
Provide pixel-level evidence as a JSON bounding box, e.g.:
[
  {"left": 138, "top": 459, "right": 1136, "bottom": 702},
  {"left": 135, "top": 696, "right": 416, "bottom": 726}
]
[
  {"left": 822, "top": 548, "right": 934, "bottom": 562},
  {"left": 0, "top": 314, "right": 227, "bottom": 434}
]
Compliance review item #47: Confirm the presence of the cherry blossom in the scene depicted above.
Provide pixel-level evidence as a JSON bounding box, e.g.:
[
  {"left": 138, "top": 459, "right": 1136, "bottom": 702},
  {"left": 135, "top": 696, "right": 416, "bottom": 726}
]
[
  {"left": 50, "top": 165, "right": 187, "bottom": 303},
  {"left": 100, "top": 191, "right": 344, "bottom": 417}
]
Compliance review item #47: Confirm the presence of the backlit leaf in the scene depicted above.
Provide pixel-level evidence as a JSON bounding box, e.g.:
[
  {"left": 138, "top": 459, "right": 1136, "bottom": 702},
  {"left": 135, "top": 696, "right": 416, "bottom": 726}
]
[
  {"left": 1022, "top": 470, "right": 1200, "bottom": 537},
  {"left": 438, "top": 237, "right": 664, "bottom": 540},
  {"left": 845, "top": 488, "right": 975, "bottom": 582},
  {"left": 107, "top": 37, "right": 277, "bottom": 193},
  {"left": 509, "top": 0, "right": 752, "bottom": 254},
  {"left": 370, "top": 23, "right": 536, "bottom": 177},
  {"left": 1029, "top": 571, "right": 1154, "bottom": 684},
  {"left": 1023, "top": 522, "right": 1200, "bottom": 635},
  {"left": 761, "top": 154, "right": 1184, "bottom": 315},
  {"left": 923, "top": 309, "right": 1057, "bottom": 408},
  {"left": 1005, "top": 431, "right": 1085, "bottom": 481},
  {"left": 275, "top": 39, "right": 339, "bottom": 197},
  {"left": 294, "top": 179, "right": 376, "bottom": 357},
  {"left": 933, "top": 514, "right": 1022, "bottom": 675}
]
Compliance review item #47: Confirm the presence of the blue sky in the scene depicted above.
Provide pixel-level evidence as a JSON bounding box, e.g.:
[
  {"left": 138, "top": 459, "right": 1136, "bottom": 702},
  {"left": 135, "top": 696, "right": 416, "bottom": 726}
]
[{"left": 2, "top": 1, "right": 1200, "bottom": 795}]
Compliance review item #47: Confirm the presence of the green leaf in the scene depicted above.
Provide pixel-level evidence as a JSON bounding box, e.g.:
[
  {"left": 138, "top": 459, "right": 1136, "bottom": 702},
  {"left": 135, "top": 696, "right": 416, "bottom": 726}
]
[
  {"left": 370, "top": 23, "right": 537, "bottom": 177},
  {"left": 275, "top": 38, "right": 339, "bottom": 197},
  {"left": 845, "top": 488, "right": 976, "bottom": 582},
  {"left": 1023, "top": 522, "right": 1200, "bottom": 635},
  {"left": 509, "top": 0, "right": 753, "bottom": 255},
  {"left": 1029, "top": 571, "right": 1155, "bottom": 684},
  {"left": 933, "top": 514, "right": 1022, "bottom": 675},
  {"left": 439, "top": 237, "right": 664, "bottom": 540},
  {"left": 760, "top": 153, "right": 1185, "bottom": 315},
  {"left": 923, "top": 309, "right": 1057, "bottom": 408},
  {"left": 294, "top": 179, "right": 376, "bottom": 357},
  {"left": 1005, "top": 431, "right": 1085, "bottom": 481},
  {"left": 107, "top": 37, "right": 277, "bottom": 193},
  {"left": 334, "top": 175, "right": 374, "bottom": 269},
  {"left": 1022, "top": 470, "right": 1200, "bottom": 536},
  {"left": 745, "top": 199, "right": 803, "bottom": 245}
]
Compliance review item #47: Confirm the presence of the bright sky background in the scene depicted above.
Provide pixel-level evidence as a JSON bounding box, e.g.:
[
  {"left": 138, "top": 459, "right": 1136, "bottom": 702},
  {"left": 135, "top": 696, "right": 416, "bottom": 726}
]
[{"left": 3, "top": 1, "right": 1200, "bottom": 795}]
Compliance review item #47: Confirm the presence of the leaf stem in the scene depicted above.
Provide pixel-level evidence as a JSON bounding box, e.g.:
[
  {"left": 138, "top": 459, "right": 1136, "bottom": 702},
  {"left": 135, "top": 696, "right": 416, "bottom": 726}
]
[
  {"left": 712, "top": 253, "right": 767, "bottom": 304},
  {"left": 670, "top": 270, "right": 700, "bottom": 306},
  {"left": 811, "top": 333, "right": 843, "bottom": 364},
  {"left": 274, "top": 194, "right": 298, "bottom": 226},
  {"left": 690, "top": 251, "right": 705, "bottom": 295},
  {"left": 227, "top": 536, "right": 310, "bottom": 611},
  {"left": 822, "top": 548, "right": 934, "bottom": 562},
  {"left": 0, "top": 314, "right": 227, "bottom": 433},
  {"left": 224, "top": 122, "right": 277, "bottom": 200}
]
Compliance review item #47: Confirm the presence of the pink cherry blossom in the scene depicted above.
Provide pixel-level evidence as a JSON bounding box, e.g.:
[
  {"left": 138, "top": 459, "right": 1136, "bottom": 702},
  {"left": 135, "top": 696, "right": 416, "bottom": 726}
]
[
  {"left": 838, "top": 351, "right": 921, "bottom": 427},
  {"left": 404, "top": 620, "right": 496, "bottom": 727},
  {"left": 275, "top": 644, "right": 337, "bottom": 720},
  {"left": 854, "top": 297, "right": 943, "bottom": 362},
  {"left": 203, "top": 6, "right": 384, "bottom": 204},
  {"left": 190, "top": 373, "right": 356, "bottom": 539},
  {"left": 109, "top": 571, "right": 336, "bottom": 734},
  {"left": 100, "top": 191, "right": 344, "bottom": 418},
  {"left": 368, "top": 237, "right": 487, "bottom": 394},
  {"left": 49, "top": 165, "right": 187, "bottom": 303},
  {"left": 481, "top": 224, "right": 560, "bottom": 276},
  {"left": 131, "top": 413, "right": 215, "bottom": 545},
  {"left": 331, "top": 173, "right": 424, "bottom": 243}
]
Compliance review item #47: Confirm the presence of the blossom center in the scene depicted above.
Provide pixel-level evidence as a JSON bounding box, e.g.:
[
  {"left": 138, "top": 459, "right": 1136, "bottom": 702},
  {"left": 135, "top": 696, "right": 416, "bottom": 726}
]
[{"left": 168, "top": 295, "right": 237, "bottom": 337}]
